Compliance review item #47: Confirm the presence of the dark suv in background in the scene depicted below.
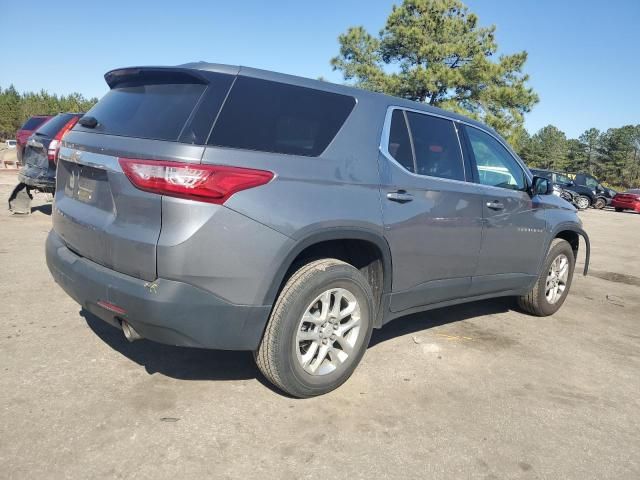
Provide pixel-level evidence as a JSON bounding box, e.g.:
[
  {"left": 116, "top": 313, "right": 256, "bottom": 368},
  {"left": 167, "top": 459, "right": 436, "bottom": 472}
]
[
  {"left": 46, "top": 64, "right": 589, "bottom": 397},
  {"left": 16, "top": 115, "right": 53, "bottom": 162},
  {"left": 9, "top": 113, "right": 82, "bottom": 214},
  {"left": 530, "top": 168, "right": 603, "bottom": 210},
  {"left": 571, "top": 172, "right": 616, "bottom": 209}
]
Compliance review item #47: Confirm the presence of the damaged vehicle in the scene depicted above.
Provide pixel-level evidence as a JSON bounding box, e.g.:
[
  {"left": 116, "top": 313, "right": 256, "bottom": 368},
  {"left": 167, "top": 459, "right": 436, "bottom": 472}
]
[{"left": 8, "top": 113, "right": 82, "bottom": 214}]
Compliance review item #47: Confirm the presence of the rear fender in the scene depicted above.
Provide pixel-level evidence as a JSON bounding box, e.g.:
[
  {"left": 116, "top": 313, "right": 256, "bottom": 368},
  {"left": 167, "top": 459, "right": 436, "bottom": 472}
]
[{"left": 263, "top": 227, "right": 393, "bottom": 306}]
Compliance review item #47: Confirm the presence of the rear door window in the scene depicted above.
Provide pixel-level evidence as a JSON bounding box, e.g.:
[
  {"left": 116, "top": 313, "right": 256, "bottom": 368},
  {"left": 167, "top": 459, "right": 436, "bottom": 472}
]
[
  {"left": 78, "top": 83, "right": 207, "bottom": 142},
  {"left": 208, "top": 77, "right": 356, "bottom": 156},
  {"left": 405, "top": 111, "right": 465, "bottom": 181}
]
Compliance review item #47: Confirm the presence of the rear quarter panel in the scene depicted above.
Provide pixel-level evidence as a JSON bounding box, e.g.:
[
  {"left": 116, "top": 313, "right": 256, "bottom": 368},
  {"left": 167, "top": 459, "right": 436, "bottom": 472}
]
[{"left": 202, "top": 96, "right": 388, "bottom": 241}]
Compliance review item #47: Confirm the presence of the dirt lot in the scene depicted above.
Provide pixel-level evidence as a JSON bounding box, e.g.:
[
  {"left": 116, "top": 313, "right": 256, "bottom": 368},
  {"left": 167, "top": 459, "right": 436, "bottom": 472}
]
[{"left": 1, "top": 170, "right": 639, "bottom": 479}]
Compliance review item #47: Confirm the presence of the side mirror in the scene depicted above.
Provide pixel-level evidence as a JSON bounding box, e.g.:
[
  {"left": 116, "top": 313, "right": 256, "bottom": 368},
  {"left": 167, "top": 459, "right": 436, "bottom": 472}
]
[{"left": 531, "top": 176, "right": 553, "bottom": 195}]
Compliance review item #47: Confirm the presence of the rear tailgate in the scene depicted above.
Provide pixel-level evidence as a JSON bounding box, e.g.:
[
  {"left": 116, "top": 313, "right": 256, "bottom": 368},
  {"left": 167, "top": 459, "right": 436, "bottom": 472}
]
[{"left": 52, "top": 68, "right": 235, "bottom": 281}]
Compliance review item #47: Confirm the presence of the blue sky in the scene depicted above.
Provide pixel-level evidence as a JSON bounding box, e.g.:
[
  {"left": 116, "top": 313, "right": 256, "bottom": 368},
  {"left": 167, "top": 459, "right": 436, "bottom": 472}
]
[{"left": 2, "top": 0, "right": 638, "bottom": 138}]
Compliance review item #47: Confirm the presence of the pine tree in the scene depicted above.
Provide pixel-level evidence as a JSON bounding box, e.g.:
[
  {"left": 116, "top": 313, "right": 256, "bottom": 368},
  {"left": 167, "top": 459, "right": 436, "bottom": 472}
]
[{"left": 331, "top": 0, "right": 538, "bottom": 145}]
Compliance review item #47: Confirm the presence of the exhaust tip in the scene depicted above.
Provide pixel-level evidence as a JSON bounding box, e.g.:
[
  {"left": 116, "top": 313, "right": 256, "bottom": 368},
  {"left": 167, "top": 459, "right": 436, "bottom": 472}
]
[{"left": 121, "top": 320, "right": 142, "bottom": 342}]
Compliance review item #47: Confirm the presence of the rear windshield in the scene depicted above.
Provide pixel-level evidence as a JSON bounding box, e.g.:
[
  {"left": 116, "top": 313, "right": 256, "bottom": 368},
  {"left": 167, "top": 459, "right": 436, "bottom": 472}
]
[
  {"left": 35, "top": 114, "right": 76, "bottom": 137},
  {"left": 21, "top": 117, "right": 49, "bottom": 130},
  {"left": 81, "top": 83, "right": 206, "bottom": 142},
  {"left": 208, "top": 77, "right": 356, "bottom": 156}
]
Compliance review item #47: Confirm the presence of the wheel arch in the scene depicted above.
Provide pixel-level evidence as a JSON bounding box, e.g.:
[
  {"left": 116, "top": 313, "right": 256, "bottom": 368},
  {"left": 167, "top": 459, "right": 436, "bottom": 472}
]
[
  {"left": 263, "top": 228, "right": 393, "bottom": 326},
  {"left": 544, "top": 224, "right": 590, "bottom": 276}
]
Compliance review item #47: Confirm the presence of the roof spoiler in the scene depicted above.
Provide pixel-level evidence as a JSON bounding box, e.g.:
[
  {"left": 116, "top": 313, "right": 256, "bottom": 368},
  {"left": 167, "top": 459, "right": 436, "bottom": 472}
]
[{"left": 104, "top": 67, "right": 210, "bottom": 89}]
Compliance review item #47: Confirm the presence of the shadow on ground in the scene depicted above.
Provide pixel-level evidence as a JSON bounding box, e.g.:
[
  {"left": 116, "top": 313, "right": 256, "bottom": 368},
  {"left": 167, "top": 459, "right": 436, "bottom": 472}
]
[
  {"left": 31, "top": 204, "right": 52, "bottom": 215},
  {"left": 82, "top": 297, "right": 514, "bottom": 385},
  {"left": 82, "top": 309, "right": 260, "bottom": 383}
]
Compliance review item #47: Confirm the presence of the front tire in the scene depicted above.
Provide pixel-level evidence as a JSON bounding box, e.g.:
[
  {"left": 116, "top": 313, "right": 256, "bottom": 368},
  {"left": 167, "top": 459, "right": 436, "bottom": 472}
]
[
  {"left": 615, "top": 207, "right": 624, "bottom": 212},
  {"left": 517, "top": 239, "right": 575, "bottom": 316},
  {"left": 255, "top": 259, "right": 374, "bottom": 398},
  {"left": 593, "top": 197, "right": 606, "bottom": 209}
]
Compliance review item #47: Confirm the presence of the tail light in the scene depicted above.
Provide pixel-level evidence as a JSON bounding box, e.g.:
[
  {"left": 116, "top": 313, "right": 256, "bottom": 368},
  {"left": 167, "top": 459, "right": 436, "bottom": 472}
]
[
  {"left": 118, "top": 158, "right": 274, "bottom": 204},
  {"left": 48, "top": 116, "right": 80, "bottom": 164}
]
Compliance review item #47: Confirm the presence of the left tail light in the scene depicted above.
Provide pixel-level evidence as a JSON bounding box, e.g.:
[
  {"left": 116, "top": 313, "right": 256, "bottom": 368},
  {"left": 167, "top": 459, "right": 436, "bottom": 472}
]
[
  {"left": 48, "top": 117, "right": 80, "bottom": 164},
  {"left": 118, "top": 158, "right": 274, "bottom": 204}
]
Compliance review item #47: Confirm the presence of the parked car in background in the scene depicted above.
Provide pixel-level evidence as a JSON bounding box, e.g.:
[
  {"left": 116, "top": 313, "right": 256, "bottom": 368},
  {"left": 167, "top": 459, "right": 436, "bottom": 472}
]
[
  {"left": 16, "top": 115, "right": 53, "bottom": 162},
  {"left": 46, "top": 64, "right": 589, "bottom": 397},
  {"left": 5, "top": 139, "right": 17, "bottom": 149},
  {"left": 551, "top": 183, "right": 579, "bottom": 205},
  {"left": 8, "top": 113, "right": 82, "bottom": 214},
  {"left": 611, "top": 189, "right": 640, "bottom": 213},
  {"left": 570, "top": 172, "right": 616, "bottom": 209},
  {"left": 530, "top": 168, "right": 595, "bottom": 210}
]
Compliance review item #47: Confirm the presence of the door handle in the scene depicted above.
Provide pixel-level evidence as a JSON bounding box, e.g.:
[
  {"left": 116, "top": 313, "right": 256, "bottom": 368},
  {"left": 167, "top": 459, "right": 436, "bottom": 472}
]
[
  {"left": 387, "top": 190, "right": 413, "bottom": 203},
  {"left": 486, "top": 200, "right": 505, "bottom": 210}
]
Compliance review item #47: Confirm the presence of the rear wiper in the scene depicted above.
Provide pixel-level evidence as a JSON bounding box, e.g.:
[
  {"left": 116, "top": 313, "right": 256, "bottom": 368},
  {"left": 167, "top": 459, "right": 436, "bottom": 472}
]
[{"left": 79, "top": 115, "right": 98, "bottom": 128}]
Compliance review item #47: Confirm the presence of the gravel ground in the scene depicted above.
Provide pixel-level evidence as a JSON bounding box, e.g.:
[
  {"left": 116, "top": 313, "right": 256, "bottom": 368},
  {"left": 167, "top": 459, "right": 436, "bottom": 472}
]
[{"left": 1, "top": 171, "right": 639, "bottom": 479}]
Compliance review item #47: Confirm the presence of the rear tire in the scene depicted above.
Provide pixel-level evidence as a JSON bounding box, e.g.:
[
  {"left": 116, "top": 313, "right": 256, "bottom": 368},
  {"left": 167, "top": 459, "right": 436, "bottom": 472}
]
[
  {"left": 615, "top": 207, "right": 624, "bottom": 212},
  {"left": 517, "top": 239, "right": 575, "bottom": 316},
  {"left": 255, "top": 259, "right": 374, "bottom": 398},
  {"left": 575, "top": 195, "right": 590, "bottom": 210},
  {"left": 593, "top": 197, "right": 606, "bottom": 209}
]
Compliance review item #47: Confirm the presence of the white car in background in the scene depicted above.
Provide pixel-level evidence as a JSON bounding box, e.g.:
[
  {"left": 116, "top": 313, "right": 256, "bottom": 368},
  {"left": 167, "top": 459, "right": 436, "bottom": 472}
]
[{"left": 5, "top": 140, "right": 17, "bottom": 149}]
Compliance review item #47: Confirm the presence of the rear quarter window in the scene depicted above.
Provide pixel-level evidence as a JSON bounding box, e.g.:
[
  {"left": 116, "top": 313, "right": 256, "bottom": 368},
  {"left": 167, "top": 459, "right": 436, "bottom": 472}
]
[{"left": 208, "top": 77, "right": 356, "bottom": 156}]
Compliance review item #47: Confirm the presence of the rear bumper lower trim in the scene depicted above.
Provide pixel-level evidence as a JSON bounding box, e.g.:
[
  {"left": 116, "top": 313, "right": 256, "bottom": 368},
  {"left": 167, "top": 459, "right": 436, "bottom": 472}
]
[{"left": 46, "top": 230, "right": 270, "bottom": 350}]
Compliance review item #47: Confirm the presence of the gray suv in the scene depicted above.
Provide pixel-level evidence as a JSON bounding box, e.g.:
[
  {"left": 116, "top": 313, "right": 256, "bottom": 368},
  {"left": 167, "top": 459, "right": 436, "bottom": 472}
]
[{"left": 46, "top": 63, "right": 590, "bottom": 397}]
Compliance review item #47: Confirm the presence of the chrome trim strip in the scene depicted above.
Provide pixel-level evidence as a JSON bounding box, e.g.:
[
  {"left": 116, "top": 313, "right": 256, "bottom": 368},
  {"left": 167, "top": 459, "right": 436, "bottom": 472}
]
[{"left": 58, "top": 145, "right": 122, "bottom": 173}]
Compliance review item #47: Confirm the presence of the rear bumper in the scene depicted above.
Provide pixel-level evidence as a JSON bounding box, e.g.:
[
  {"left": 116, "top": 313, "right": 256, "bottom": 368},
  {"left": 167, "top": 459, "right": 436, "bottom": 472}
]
[
  {"left": 18, "top": 167, "right": 55, "bottom": 191},
  {"left": 46, "top": 230, "right": 271, "bottom": 350}
]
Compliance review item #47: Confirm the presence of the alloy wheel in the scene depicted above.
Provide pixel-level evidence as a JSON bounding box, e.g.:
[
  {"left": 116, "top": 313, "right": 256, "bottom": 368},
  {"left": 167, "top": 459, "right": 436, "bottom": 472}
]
[
  {"left": 576, "top": 196, "right": 590, "bottom": 209},
  {"left": 295, "top": 288, "right": 361, "bottom": 376},
  {"left": 545, "top": 254, "right": 569, "bottom": 304}
]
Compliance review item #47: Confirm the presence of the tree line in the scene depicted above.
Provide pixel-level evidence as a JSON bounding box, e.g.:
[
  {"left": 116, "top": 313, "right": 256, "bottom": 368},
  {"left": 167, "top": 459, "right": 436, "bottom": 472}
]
[
  {"left": 516, "top": 125, "right": 640, "bottom": 189},
  {"left": 0, "top": 85, "right": 98, "bottom": 139}
]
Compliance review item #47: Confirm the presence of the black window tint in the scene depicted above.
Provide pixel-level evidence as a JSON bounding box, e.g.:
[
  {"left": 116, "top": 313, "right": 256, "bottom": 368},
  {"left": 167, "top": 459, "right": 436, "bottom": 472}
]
[
  {"left": 209, "top": 77, "right": 356, "bottom": 156},
  {"left": 21, "top": 117, "right": 49, "bottom": 130},
  {"left": 467, "top": 127, "right": 526, "bottom": 191},
  {"left": 80, "top": 83, "right": 206, "bottom": 141},
  {"left": 35, "top": 114, "right": 75, "bottom": 137},
  {"left": 387, "top": 110, "right": 415, "bottom": 172},
  {"left": 405, "top": 112, "right": 464, "bottom": 181}
]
